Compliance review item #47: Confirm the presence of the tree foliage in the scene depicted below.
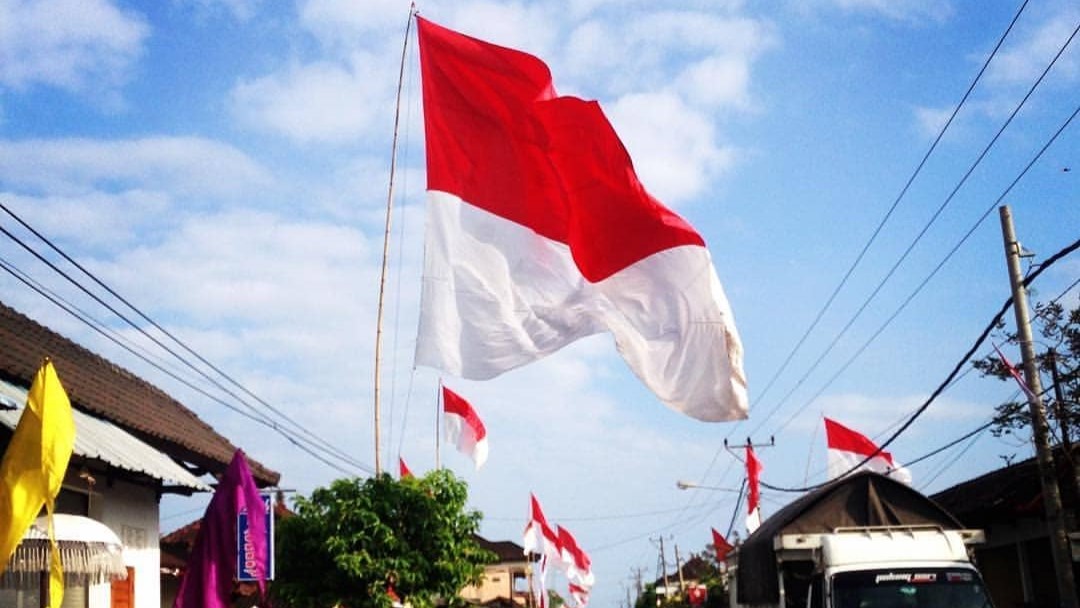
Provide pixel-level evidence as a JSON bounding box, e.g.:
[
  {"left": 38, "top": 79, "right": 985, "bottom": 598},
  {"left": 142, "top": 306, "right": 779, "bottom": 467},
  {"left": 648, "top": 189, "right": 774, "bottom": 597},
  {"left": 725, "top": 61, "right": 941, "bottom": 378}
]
[
  {"left": 271, "top": 468, "right": 495, "bottom": 608},
  {"left": 972, "top": 300, "right": 1080, "bottom": 441},
  {"left": 634, "top": 547, "right": 729, "bottom": 608}
]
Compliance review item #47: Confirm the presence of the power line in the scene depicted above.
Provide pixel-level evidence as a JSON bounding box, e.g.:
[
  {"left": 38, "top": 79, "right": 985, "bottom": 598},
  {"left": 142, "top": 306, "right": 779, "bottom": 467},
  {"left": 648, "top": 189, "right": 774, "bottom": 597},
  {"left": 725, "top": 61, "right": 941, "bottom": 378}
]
[
  {"left": 0, "top": 204, "right": 375, "bottom": 476},
  {"left": 771, "top": 100, "right": 1079, "bottom": 438},
  {"left": 760, "top": 234, "right": 1080, "bottom": 493},
  {"left": 0, "top": 253, "right": 368, "bottom": 477},
  {"left": 738, "top": 0, "right": 1034, "bottom": 438},
  {"left": 759, "top": 22, "right": 1080, "bottom": 440}
]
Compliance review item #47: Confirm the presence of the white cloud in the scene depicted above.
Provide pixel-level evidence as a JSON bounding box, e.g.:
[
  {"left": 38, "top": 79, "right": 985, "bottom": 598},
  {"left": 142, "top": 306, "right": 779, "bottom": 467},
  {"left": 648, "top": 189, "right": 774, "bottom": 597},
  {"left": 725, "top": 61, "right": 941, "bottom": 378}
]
[
  {"left": 913, "top": 105, "right": 954, "bottom": 138},
  {"left": 101, "top": 209, "right": 375, "bottom": 327},
  {"left": 825, "top": 0, "right": 953, "bottom": 23},
  {"left": 0, "top": 190, "right": 172, "bottom": 251},
  {"left": 677, "top": 55, "right": 752, "bottom": 109},
  {"left": 988, "top": 8, "right": 1080, "bottom": 87},
  {"left": 228, "top": 55, "right": 394, "bottom": 143},
  {"left": 607, "top": 92, "right": 738, "bottom": 206},
  {"left": 299, "top": 0, "right": 411, "bottom": 46},
  {"left": 0, "top": 137, "right": 272, "bottom": 199},
  {"left": 180, "top": 0, "right": 263, "bottom": 22},
  {"left": 0, "top": 0, "right": 148, "bottom": 94},
  {"left": 559, "top": 11, "right": 774, "bottom": 105},
  {"left": 439, "top": 1, "right": 561, "bottom": 57}
]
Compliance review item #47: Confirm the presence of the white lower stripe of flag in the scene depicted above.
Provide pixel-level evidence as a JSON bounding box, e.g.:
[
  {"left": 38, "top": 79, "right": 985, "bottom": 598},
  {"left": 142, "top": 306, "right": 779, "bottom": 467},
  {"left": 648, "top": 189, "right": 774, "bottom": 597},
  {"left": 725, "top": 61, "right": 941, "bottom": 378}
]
[{"left": 417, "top": 193, "right": 747, "bottom": 422}]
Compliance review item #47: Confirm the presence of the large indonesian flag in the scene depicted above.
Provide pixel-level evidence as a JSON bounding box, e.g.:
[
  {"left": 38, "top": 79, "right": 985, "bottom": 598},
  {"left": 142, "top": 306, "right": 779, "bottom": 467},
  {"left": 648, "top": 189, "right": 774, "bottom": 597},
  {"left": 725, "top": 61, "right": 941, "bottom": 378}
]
[
  {"left": 414, "top": 17, "right": 747, "bottom": 422},
  {"left": 824, "top": 417, "right": 911, "bottom": 485}
]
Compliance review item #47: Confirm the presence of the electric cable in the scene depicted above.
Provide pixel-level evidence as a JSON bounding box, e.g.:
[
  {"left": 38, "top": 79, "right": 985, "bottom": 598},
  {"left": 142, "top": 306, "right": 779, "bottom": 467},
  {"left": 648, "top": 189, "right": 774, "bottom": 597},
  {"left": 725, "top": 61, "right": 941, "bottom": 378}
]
[
  {"left": 759, "top": 24, "right": 1079, "bottom": 439},
  {"left": 0, "top": 255, "right": 371, "bottom": 477},
  {"left": 736, "top": 0, "right": 1034, "bottom": 437},
  {"left": 0, "top": 207, "right": 375, "bottom": 475},
  {"left": 760, "top": 234, "right": 1080, "bottom": 493},
  {"left": 771, "top": 100, "right": 1079, "bottom": 438}
]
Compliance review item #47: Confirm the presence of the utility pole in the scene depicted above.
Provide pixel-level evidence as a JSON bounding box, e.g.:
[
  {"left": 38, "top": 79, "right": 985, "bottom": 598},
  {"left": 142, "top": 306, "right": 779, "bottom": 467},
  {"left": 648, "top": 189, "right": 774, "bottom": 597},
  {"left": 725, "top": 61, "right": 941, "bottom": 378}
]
[
  {"left": 674, "top": 543, "right": 686, "bottom": 594},
  {"left": 658, "top": 536, "right": 670, "bottom": 601},
  {"left": 633, "top": 566, "right": 644, "bottom": 595},
  {"left": 1050, "top": 349, "right": 1080, "bottom": 527},
  {"left": 1000, "top": 205, "right": 1078, "bottom": 608}
]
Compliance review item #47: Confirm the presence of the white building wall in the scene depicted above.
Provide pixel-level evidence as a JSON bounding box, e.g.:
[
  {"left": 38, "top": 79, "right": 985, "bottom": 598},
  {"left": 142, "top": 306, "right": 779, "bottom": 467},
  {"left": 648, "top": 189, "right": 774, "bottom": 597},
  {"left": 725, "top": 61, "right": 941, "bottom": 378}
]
[{"left": 92, "top": 478, "right": 161, "bottom": 608}]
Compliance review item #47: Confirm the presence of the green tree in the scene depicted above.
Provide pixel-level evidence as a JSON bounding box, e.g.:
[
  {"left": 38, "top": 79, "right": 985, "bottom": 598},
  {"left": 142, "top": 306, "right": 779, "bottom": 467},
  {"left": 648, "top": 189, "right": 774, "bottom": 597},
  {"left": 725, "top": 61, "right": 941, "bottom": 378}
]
[
  {"left": 272, "top": 468, "right": 495, "bottom": 608},
  {"left": 972, "top": 300, "right": 1080, "bottom": 442}
]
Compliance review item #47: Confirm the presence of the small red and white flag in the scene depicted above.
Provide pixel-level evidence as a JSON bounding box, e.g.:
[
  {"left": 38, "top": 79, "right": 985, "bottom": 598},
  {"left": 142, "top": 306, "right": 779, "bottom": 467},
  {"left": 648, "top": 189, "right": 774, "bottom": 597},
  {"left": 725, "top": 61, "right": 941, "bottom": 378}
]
[
  {"left": 993, "top": 344, "right": 1038, "bottom": 400},
  {"left": 523, "top": 494, "right": 560, "bottom": 560},
  {"left": 557, "top": 526, "right": 595, "bottom": 589},
  {"left": 442, "top": 385, "right": 488, "bottom": 470},
  {"left": 824, "top": 417, "right": 911, "bottom": 485},
  {"left": 568, "top": 582, "right": 590, "bottom": 608},
  {"left": 398, "top": 457, "right": 413, "bottom": 479},
  {"left": 711, "top": 527, "right": 733, "bottom": 562},
  {"left": 524, "top": 494, "right": 560, "bottom": 608},
  {"left": 745, "top": 446, "right": 762, "bottom": 533},
  {"left": 414, "top": 16, "right": 747, "bottom": 423}
]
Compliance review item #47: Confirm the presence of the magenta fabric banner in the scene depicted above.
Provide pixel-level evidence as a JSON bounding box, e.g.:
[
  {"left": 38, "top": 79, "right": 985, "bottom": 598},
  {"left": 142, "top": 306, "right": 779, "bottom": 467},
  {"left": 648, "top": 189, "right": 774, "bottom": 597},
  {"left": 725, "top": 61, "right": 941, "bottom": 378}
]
[{"left": 174, "top": 450, "right": 268, "bottom": 608}]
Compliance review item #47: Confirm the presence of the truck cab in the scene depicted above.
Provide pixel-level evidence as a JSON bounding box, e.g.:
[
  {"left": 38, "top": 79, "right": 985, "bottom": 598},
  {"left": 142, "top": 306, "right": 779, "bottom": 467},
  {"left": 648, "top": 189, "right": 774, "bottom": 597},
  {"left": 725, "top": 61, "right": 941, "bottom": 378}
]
[{"left": 798, "top": 527, "right": 993, "bottom": 608}]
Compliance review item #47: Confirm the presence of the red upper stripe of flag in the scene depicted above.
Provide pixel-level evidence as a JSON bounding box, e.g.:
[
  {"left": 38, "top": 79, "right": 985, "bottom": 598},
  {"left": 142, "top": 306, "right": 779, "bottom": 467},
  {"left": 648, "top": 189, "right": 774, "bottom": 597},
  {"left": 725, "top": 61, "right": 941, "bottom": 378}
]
[
  {"left": 824, "top": 417, "right": 894, "bottom": 465},
  {"left": 745, "top": 446, "right": 762, "bottom": 514},
  {"left": 442, "top": 385, "right": 487, "bottom": 440},
  {"left": 416, "top": 16, "right": 704, "bottom": 283}
]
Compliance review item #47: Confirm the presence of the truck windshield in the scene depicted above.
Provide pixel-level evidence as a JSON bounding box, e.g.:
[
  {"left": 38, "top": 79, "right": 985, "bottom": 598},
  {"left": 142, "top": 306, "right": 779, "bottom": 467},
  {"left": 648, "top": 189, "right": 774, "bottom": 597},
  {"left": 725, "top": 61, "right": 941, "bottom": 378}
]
[{"left": 832, "top": 568, "right": 991, "bottom": 608}]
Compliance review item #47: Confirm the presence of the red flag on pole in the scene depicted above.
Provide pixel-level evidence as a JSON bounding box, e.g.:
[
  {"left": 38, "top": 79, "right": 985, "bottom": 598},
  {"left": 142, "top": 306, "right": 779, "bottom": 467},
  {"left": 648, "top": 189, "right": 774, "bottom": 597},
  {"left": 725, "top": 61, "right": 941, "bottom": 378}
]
[
  {"left": 993, "top": 344, "right": 1038, "bottom": 400},
  {"left": 398, "top": 457, "right": 413, "bottom": 479},
  {"left": 824, "top": 417, "right": 911, "bottom": 484},
  {"left": 442, "top": 385, "right": 488, "bottom": 469},
  {"left": 745, "top": 446, "right": 762, "bottom": 533},
  {"left": 557, "top": 526, "right": 594, "bottom": 589},
  {"left": 523, "top": 493, "right": 560, "bottom": 560},
  {"left": 711, "top": 527, "right": 733, "bottom": 561}
]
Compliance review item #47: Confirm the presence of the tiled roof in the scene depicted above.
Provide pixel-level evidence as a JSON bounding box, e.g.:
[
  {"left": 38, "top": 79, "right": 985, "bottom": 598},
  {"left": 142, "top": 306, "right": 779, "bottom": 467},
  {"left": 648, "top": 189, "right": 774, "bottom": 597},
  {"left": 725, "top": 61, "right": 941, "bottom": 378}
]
[
  {"left": 931, "top": 444, "right": 1077, "bottom": 528},
  {"left": 474, "top": 536, "right": 527, "bottom": 563},
  {"left": 0, "top": 377, "right": 210, "bottom": 491},
  {"left": 0, "top": 301, "right": 279, "bottom": 486}
]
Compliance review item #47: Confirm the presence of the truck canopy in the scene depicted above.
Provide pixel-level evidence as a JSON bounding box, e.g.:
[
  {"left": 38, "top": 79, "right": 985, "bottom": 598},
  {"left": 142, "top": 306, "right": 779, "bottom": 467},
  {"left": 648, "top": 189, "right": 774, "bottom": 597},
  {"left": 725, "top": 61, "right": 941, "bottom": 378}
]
[{"left": 735, "top": 471, "right": 962, "bottom": 605}]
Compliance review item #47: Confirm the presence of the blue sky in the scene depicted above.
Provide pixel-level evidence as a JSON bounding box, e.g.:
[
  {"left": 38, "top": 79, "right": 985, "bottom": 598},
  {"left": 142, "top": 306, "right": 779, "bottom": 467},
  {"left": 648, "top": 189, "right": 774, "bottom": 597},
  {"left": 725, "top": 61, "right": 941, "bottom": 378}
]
[{"left": 1, "top": 0, "right": 1078, "bottom": 606}]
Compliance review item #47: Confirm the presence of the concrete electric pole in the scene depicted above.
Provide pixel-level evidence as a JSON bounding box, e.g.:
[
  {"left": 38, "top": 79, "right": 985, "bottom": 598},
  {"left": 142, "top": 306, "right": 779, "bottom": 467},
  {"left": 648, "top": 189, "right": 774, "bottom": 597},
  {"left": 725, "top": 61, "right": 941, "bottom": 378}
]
[{"left": 999, "top": 204, "right": 1077, "bottom": 608}]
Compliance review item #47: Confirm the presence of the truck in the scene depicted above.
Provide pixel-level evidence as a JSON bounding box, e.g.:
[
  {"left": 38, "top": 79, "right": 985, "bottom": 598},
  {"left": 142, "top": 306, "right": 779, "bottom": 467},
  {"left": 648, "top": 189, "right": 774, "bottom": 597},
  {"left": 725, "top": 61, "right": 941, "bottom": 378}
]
[{"left": 730, "top": 471, "right": 994, "bottom": 608}]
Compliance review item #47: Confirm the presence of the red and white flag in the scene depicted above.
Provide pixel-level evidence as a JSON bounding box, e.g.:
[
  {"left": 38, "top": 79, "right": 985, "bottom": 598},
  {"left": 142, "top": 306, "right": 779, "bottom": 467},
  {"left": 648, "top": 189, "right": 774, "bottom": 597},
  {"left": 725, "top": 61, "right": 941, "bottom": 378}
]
[
  {"left": 824, "top": 418, "right": 911, "bottom": 485},
  {"left": 531, "top": 555, "right": 550, "bottom": 608},
  {"left": 524, "top": 494, "right": 560, "bottom": 608},
  {"left": 523, "top": 494, "right": 560, "bottom": 560},
  {"left": 398, "top": 457, "right": 413, "bottom": 479},
  {"left": 711, "top": 527, "right": 733, "bottom": 562},
  {"left": 745, "top": 446, "right": 762, "bottom": 533},
  {"left": 414, "top": 17, "right": 747, "bottom": 423},
  {"left": 557, "top": 526, "right": 595, "bottom": 589},
  {"left": 442, "top": 385, "right": 488, "bottom": 469},
  {"left": 568, "top": 582, "right": 590, "bottom": 608}
]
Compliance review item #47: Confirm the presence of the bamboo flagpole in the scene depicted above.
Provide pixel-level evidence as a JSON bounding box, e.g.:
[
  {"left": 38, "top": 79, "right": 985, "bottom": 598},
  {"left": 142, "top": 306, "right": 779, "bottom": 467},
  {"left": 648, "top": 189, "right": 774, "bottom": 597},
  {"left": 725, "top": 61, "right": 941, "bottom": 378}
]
[
  {"left": 373, "top": 4, "right": 417, "bottom": 476},
  {"left": 435, "top": 379, "right": 442, "bottom": 470}
]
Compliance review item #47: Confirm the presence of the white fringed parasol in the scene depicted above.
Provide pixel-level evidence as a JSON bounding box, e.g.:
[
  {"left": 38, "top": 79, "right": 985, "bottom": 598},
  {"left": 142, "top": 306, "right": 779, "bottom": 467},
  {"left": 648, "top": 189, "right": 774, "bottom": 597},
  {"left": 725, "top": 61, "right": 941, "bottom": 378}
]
[{"left": 1, "top": 514, "right": 127, "bottom": 589}]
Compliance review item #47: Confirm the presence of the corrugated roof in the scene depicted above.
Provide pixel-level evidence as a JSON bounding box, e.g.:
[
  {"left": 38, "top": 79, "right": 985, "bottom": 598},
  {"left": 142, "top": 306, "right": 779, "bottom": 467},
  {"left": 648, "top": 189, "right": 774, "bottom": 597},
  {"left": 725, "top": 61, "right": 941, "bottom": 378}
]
[
  {"left": 0, "top": 378, "right": 211, "bottom": 491},
  {"left": 0, "top": 301, "right": 279, "bottom": 486}
]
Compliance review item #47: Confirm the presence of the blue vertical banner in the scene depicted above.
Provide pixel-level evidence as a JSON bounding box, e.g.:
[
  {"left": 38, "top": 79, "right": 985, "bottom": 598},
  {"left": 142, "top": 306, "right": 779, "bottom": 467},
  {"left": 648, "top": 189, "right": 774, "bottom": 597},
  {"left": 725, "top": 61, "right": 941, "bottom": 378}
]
[{"left": 237, "top": 493, "right": 274, "bottom": 581}]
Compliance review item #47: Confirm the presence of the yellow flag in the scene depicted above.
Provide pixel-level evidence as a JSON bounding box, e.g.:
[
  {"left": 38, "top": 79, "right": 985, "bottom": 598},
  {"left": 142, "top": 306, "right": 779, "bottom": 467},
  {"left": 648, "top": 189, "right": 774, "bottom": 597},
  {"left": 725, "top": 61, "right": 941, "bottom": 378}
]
[{"left": 0, "top": 359, "right": 76, "bottom": 608}]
